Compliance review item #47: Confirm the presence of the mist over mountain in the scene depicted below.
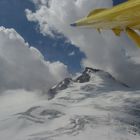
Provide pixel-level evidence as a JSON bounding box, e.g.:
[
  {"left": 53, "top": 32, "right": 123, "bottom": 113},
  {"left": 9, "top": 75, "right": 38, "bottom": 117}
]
[{"left": 0, "top": 67, "right": 140, "bottom": 140}]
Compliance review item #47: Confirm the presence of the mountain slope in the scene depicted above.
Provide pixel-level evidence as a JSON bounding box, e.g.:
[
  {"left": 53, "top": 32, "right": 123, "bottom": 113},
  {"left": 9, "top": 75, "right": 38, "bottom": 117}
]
[{"left": 0, "top": 68, "right": 140, "bottom": 140}]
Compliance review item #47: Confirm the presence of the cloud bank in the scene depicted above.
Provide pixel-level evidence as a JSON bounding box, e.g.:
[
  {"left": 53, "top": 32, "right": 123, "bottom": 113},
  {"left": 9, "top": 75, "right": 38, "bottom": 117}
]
[
  {"left": 0, "top": 26, "right": 69, "bottom": 92},
  {"left": 26, "top": 0, "right": 140, "bottom": 88}
]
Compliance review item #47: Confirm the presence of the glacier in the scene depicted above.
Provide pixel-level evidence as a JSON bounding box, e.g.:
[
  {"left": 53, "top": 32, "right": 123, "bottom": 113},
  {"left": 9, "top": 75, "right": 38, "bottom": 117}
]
[{"left": 0, "top": 67, "right": 140, "bottom": 140}]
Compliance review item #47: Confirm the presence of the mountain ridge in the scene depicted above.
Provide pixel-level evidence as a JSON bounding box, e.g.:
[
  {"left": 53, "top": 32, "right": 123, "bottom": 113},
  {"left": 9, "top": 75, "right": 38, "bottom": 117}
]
[{"left": 48, "top": 67, "right": 129, "bottom": 99}]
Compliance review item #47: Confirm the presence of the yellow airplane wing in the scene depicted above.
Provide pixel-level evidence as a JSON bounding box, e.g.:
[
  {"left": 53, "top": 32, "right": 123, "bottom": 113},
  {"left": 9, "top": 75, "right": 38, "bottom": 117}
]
[{"left": 71, "top": 0, "right": 140, "bottom": 48}]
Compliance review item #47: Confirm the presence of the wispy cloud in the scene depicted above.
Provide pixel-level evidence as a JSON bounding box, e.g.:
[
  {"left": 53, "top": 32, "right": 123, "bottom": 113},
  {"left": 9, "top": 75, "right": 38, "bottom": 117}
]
[{"left": 68, "top": 51, "right": 75, "bottom": 56}]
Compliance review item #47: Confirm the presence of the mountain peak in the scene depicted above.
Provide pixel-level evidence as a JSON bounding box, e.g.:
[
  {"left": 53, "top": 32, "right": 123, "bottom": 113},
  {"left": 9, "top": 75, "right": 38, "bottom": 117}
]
[{"left": 48, "top": 67, "right": 129, "bottom": 99}]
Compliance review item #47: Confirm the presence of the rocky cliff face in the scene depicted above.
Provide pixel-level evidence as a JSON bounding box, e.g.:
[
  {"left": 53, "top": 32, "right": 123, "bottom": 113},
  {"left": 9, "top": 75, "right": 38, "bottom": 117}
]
[{"left": 48, "top": 78, "right": 73, "bottom": 99}]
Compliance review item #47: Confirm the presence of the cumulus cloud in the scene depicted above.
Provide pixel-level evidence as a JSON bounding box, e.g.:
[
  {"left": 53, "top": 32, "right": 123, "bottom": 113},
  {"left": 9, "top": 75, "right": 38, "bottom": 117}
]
[
  {"left": 26, "top": 0, "right": 140, "bottom": 88},
  {"left": 0, "top": 26, "right": 69, "bottom": 92}
]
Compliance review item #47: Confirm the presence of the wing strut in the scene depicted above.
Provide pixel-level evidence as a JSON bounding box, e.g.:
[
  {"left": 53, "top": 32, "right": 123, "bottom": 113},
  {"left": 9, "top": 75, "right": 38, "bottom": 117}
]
[{"left": 126, "top": 28, "right": 140, "bottom": 48}]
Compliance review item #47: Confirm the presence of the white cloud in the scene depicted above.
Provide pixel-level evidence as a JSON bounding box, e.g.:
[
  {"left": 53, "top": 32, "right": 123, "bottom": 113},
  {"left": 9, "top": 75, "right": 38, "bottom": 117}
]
[
  {"left": 47, "top": 61, "right": 69, "bottom": 82},
  {"left": 0, "top": 26, "right": 69, "bottom": 92},
  {"left": 68, "top": 51, "right": 75, "bottom": 56},
  {"left": 26, "top": 0, "right": 140, "bottom": 88}
]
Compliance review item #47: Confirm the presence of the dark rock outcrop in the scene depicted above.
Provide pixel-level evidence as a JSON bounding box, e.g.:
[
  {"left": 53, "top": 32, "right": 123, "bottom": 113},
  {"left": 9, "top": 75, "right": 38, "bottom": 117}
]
[
  {"left": 75, "top": 67, "right": 100, "bottom": 83},
  {"left": 75, "top": 73, "right": 90, "bottom": 83},
  {"left": 48, "top": 78, "right": 72, "bottom": 99}
]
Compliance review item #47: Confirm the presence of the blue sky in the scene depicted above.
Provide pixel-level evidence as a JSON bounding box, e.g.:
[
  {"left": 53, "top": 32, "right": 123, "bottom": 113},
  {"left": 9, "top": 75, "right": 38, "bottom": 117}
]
[
  {"left": 113, "top": 0, "right": 127, "bottom": 5},
  {"left": 0, "top": 0, "right": 126, "bottom": 73}
]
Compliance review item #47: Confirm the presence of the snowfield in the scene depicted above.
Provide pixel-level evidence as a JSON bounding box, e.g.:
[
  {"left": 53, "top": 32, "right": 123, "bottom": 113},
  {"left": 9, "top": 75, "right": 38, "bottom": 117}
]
[{"left": 0, "top": 68, "right": 140, "bottom": 140}]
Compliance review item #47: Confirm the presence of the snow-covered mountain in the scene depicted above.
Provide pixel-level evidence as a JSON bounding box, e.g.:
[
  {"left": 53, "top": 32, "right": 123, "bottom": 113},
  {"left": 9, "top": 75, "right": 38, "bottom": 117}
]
[
  {"left": 48, "top": 67, "right": 128, "bottom": 99},
  {"left": 0, "top": 67, "right": 140, "bottom": 140}
]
